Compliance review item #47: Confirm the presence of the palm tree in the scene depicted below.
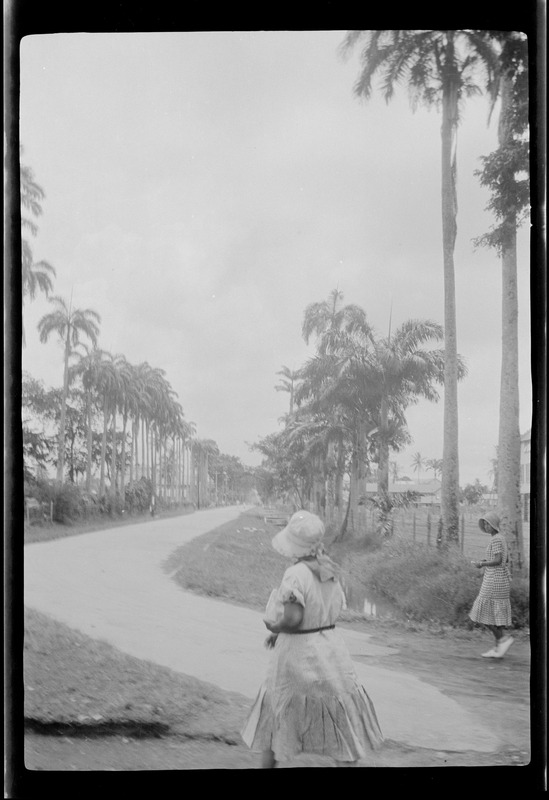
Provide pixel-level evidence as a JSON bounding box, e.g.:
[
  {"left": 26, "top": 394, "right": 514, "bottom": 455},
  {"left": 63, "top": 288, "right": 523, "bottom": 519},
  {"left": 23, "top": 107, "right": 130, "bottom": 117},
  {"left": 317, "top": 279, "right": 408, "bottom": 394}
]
[
  {"left": 20, "top": 159, "right": 56, "bottom": 344},
  {"left": 474, "top": 32, "right": 529, "bottom": 570},
  {"left": 426, "top": 458, "right": 443, "bottom": 481},
  {"left": 366, "top": 319, "right": 458, "bottom": 503},
  {"left": 38, "top": 296, "right": 101, "bottom": 482},
  {"left": 95, "top": 352, "right": 123, "bottom": 497},
  {"left": 301, "top": 290, "right": 377, "bottom": 532},
  {"left": 390, "top": 461, "right": 400, "bottom": 483},
  {"left": 68, "top": 344, "right": 105, "bottom": 492},
  {"left": 340, "top": 30, "right": 499, "bottom": 542},
  {"left": 411, "top": 452, "right": 424, "bottom": 483},
  {"left": 275, "top": 365, "right": 301, "bottom": 415}
]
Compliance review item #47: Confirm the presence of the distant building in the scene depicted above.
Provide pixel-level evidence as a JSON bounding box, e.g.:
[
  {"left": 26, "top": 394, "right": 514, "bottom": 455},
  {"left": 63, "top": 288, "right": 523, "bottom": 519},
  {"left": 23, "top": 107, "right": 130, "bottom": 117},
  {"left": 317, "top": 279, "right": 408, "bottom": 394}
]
[
  {"left": 520, "top": 429, "right": 531, "bottom": 521},
  {"left": 481, "top": 492, "right": 498, "bottom": 507},
  {"left": 365, "top": 479, "right": 442, "bottom": 507}
]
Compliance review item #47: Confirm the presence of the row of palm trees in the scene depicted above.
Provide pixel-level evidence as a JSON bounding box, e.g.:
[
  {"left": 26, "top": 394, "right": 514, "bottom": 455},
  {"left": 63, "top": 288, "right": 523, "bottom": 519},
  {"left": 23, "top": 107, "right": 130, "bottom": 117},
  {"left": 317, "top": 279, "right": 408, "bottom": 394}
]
[
  {"left": 264, "top": 289, "right": 463, "bottom": 537},
  {"left": 34, "top": 295, "right": 223, "bottom": 506},
  {"left": 21, "top": 159, "right": 236, "bottom": 508}
]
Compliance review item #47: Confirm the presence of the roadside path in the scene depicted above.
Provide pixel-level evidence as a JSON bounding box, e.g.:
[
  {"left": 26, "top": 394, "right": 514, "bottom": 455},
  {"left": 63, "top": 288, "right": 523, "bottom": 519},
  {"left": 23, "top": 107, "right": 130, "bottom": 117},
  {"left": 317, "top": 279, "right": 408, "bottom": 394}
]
[{"left": 24, "top": 506, "right": 508, "bottom": 755}]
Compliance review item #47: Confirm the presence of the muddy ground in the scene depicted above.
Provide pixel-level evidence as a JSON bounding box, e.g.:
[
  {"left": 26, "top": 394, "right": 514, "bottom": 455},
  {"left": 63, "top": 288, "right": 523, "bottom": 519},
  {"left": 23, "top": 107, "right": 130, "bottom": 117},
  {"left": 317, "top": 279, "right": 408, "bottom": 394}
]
[{"left": 21, "top": 622, "right": 534, "bottom": 775}]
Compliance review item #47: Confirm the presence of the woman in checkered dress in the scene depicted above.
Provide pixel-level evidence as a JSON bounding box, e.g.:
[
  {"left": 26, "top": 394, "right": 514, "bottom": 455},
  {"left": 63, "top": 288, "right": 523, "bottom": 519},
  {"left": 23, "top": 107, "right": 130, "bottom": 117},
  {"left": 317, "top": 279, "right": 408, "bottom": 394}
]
[
  {"left": 241, "top": 511, "right": 384, "bottom": 768},
  {"left": 469, "top": 511, "right": 514, "bottom": 659}
]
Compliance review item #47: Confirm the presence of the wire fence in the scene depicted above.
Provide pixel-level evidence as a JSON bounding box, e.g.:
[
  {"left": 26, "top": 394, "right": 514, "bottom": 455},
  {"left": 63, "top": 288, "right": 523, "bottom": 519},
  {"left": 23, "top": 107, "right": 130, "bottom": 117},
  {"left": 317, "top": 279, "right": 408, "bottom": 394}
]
[{"left": 326, "top": 505, "right": 530, "bottom": 571}]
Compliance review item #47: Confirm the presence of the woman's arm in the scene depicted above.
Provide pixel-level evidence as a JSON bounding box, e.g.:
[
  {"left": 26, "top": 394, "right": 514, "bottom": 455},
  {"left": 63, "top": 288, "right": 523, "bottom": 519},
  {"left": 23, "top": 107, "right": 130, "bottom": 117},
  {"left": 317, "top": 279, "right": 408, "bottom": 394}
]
[
  {"left": 265, "top": 601, "right": 304, "bottom": 633},
  {"left": 473, "top": 553, "right": 503, "bottom": 568}
]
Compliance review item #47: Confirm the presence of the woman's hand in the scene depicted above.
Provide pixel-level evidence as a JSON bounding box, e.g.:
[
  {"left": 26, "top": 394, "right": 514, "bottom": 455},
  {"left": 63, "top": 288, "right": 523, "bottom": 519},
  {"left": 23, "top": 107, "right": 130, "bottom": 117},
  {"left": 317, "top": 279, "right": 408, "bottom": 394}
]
[{"left": 264, "top": 620, "right": 280, "bottom": 633}]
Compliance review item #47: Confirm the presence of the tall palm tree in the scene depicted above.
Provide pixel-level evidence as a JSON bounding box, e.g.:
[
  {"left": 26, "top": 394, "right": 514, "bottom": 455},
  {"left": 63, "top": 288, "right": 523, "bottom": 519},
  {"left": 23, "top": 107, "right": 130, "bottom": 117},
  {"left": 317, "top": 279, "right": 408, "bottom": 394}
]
[
  {"left": 275, "top": 365, "right": 301, "bottom": 415},
  {"left": 301, "top": 290, "right": 378, "bottom": 532},
  {"left": 474, "top": 32, "right": 529, "bottom": 569},
  {"left": 95, "top": 352, "right": 123, "bottom": 496},
  {"left": 68, "top": 344, "right": 105, "bottom": 492},
  {"left": 426, "top": 458, "right": 443, "bottom": 481},
  {"left": 367, "top": 319, "right": 459, "bottom": 503},
  {"left": 116, "top": 358, "right": 139, "bottom": 501},
  {"left": 20, "top": 158, "right": 56, "bottom": 344},
  {"left": 38, "top": 296, "right": 101, "bottom": 482},
  {"left": 411, "top": 452, "right": 424, "bottom": 483},
  {"left": 340, "top": 29, "right": 499, "bottom": 542}
]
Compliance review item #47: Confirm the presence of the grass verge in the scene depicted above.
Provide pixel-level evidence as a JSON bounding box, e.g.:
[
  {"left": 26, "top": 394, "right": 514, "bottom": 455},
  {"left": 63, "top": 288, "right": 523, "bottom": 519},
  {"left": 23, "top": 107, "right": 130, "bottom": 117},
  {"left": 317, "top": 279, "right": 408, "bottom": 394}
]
[
  {"left": 23, "top": 607, "right": 248, "bottom": 743},
  {"left": 23, "top": 505, "right": 195, "bottom": 545}
]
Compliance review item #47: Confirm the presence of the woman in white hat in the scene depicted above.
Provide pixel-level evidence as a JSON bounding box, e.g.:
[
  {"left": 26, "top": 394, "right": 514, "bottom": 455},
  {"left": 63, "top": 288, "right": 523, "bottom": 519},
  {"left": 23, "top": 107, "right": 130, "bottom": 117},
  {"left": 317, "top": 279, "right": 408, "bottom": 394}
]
[
  {"left": 240, "top": 510, "right": 384, "bottom": 768},
  {"left": 469, "top": 511, "right": 514, "bottom": 658}
]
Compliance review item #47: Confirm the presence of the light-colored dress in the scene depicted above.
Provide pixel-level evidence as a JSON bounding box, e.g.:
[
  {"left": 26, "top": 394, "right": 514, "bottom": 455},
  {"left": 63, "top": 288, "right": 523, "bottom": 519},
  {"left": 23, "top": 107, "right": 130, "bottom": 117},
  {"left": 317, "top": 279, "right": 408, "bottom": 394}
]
[
  {"left": 240, "top": 560, "right": 384, "bottom": 762},
  {"left": 469, "top": 533, "right": 512, "bottom": 626}
]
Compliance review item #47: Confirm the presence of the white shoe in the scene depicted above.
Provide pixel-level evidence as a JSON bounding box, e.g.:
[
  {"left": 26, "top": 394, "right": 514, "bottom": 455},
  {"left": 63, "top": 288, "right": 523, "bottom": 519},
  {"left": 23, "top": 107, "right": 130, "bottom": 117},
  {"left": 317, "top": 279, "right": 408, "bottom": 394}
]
[
  {"left": 481, "top": 648, "right": 499, "bottom": 658},
  {"left": 495, "top": 636, "right": 515, "bottom": 657}
]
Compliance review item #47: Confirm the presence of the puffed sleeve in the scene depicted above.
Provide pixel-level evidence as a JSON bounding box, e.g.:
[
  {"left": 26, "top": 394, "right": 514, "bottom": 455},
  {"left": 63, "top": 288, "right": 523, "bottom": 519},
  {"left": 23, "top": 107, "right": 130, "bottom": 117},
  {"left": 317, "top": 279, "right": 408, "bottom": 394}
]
[{"left": 278, "top": 566, "right": 306, "bottom": 606}]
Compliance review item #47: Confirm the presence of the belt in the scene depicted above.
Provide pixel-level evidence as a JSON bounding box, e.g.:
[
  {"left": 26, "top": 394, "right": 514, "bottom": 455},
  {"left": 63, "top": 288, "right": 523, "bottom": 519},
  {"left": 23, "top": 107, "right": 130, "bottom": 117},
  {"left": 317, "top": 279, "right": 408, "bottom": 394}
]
[{"left": 288, "top": 625, "right": 335, "bottom": 635}]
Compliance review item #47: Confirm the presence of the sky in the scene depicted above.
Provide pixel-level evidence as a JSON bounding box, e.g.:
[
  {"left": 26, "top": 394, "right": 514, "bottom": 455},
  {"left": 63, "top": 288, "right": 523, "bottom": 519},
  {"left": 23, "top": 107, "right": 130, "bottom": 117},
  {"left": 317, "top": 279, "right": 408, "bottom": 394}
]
[{"left": 19, "top": 30, "right": 533, "bottom": 486}]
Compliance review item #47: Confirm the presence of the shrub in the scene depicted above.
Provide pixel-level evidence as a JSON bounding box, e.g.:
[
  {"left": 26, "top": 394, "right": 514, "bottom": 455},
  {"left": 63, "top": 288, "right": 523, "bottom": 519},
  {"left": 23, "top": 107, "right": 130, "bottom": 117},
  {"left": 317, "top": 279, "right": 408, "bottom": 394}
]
[
  {"left": 125, "top": 478, "right": 152, "bottom": 514},
  {"left": 100, "top": 491, "right": 125, "bottom": 517},
  {"left": 338, "top": 536, "right": 483, "bottom": 626},
  {"left": 52, "top": 483, "right": 83, "bottom": 524},
  {"left": 510, "top": 577, "right": 530, "bottom": 628}
]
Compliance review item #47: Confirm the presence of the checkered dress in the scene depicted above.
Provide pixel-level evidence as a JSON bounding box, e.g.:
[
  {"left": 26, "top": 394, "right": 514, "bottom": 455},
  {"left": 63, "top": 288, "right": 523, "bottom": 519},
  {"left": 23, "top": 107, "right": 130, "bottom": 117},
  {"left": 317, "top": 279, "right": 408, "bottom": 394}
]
[
  {"left": 469, "top": 533, "right": 512, "bottom": 626},
  {"left": 241, "top": 561, "right": 384, "bottom": 762}
]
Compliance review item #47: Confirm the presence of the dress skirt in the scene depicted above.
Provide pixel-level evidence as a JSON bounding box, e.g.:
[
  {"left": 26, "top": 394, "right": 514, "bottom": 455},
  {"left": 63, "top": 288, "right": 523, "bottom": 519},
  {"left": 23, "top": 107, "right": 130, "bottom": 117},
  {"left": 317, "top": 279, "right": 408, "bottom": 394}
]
[
  {"left": 469, "top": 534, "right": 512, "bottom": 627},
  {"left": 241, "top": 628, "right": 383, "bottom": 762}
]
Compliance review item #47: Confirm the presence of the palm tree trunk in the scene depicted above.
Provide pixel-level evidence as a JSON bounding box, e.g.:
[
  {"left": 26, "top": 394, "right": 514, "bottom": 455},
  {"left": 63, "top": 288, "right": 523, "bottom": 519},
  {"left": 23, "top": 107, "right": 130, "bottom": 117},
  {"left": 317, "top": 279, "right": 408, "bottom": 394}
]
[
  {"left": 129, "top": 418, "right": 136, "bottom": 490},
  {"left": 85, "top": 391, "right": 93, "bottom": 492},
  {"left": 496, "top": 75, "right": 525, "bottom": 572},
  {"left": 111, "top": 407, "right": 117, "bottom": 494},
  {"left": 99, "top": 395, "right": 109, "bottom": 497},
  {"left": 348, "top": 445, "right": 360, "bottom": 535},
  {"left": 120, "top": 411, "right": 128, "bottom": 501},
  {"left": 56, "top": 332, "right": 71, "bottom": 482},
  {"left": 498, "top": 217, "right": 524, "bottom": 570},
  {"left": 440, "top": 75, "right": 461, "bottom": 544},
  {"left": 335, "top": 438, "right": 345, "bottom": 514}
]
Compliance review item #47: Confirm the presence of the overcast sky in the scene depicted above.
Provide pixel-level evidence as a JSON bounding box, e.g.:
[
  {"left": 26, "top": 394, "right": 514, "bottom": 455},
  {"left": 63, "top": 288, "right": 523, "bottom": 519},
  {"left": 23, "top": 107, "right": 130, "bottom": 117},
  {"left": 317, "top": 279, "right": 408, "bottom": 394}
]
[{"left": 19, "top": 30, "right": 532, "bottom": 486}]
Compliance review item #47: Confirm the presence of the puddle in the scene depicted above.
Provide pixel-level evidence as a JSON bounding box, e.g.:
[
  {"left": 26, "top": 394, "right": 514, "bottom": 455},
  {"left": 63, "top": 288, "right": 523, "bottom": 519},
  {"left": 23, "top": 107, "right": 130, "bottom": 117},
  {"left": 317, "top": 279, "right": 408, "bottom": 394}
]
[{"left": 342, "top": 578, "right": 403, "bottom": 620}]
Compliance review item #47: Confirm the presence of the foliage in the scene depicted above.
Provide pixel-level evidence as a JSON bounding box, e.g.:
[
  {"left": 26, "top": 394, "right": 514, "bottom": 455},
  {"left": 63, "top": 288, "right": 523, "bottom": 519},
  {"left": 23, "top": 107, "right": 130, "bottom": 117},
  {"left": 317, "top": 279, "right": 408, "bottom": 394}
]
[
  {"left": 350, "top": 537, "right": 484, "bottom": 625},
  {"left": 125, "top": 477, "right": 153, "bottom": 514},
  {"left": 461, "top": 479, "right": 488, "bottom": 505},
  {"left": 509, "top": 577, "right": 530, "bottom": 628},
  {"left": 20, "top": 156, "right": 56, "bottom": 325},
  {"left": 366, "top": 491, "right": 420, "bottom": 537},
  {"left": 473, "top": 32, "right": 530, "bottom": 254},
  {"left": 51, "top": 482, "right": 85, "bottom": 524}
]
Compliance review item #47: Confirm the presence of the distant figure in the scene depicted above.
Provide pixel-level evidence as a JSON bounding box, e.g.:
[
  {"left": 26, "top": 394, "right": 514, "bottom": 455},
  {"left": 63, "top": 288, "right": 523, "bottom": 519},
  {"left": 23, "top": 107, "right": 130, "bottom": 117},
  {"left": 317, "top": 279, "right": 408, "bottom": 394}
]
[
  {"left": 241, "top": 510, "right": 384, "bottom": 768},
  {"left": 469, "top": 512, "right": 514, "bottom": 658},
  {"left": 150, "top": 494, "right": 156, "bottom": 518}
]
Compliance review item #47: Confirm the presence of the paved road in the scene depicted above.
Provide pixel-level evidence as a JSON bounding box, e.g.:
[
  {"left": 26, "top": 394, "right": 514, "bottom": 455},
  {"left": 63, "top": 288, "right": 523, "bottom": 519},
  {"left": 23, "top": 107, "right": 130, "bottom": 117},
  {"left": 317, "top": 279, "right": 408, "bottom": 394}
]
[{"left": 24, "top": 506, "right": 504, "bottom": 754}]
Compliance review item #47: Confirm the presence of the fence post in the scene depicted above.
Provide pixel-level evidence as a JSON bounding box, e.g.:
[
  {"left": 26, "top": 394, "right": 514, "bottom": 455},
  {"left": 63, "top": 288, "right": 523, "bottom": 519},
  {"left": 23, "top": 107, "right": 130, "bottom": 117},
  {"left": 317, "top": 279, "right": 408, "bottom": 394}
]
[{"left": 427, "top": 512, "right": 431, "bottom": 546}]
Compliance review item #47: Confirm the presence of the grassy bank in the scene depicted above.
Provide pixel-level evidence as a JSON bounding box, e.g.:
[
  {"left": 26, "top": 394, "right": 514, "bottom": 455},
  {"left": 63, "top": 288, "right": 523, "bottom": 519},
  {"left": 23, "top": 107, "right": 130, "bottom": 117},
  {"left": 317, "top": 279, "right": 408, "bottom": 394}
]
[
  {"left": 165, "top": 507, "right": 529, "bottom": 629},
  {"left": 23, "top": 607, "right": 248, "bottom": 742}
]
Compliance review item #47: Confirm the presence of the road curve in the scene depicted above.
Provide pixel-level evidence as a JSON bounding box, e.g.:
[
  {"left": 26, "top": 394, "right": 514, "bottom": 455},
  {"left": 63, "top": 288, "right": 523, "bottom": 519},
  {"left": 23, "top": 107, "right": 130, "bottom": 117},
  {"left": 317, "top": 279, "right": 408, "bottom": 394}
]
[{"left": 24, "top": 505, "right": 503, "bottom": 754}]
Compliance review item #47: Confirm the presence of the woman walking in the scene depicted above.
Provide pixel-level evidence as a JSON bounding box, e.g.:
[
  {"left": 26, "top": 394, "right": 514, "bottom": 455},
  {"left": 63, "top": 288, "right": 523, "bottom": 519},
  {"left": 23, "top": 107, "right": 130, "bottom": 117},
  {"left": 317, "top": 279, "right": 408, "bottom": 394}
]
[
  {"left": 469, "top": 511, "right": 514, "bottom": 659},
  {"left": 241, "top": 510, "right": 384, "bottom": 768}
]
